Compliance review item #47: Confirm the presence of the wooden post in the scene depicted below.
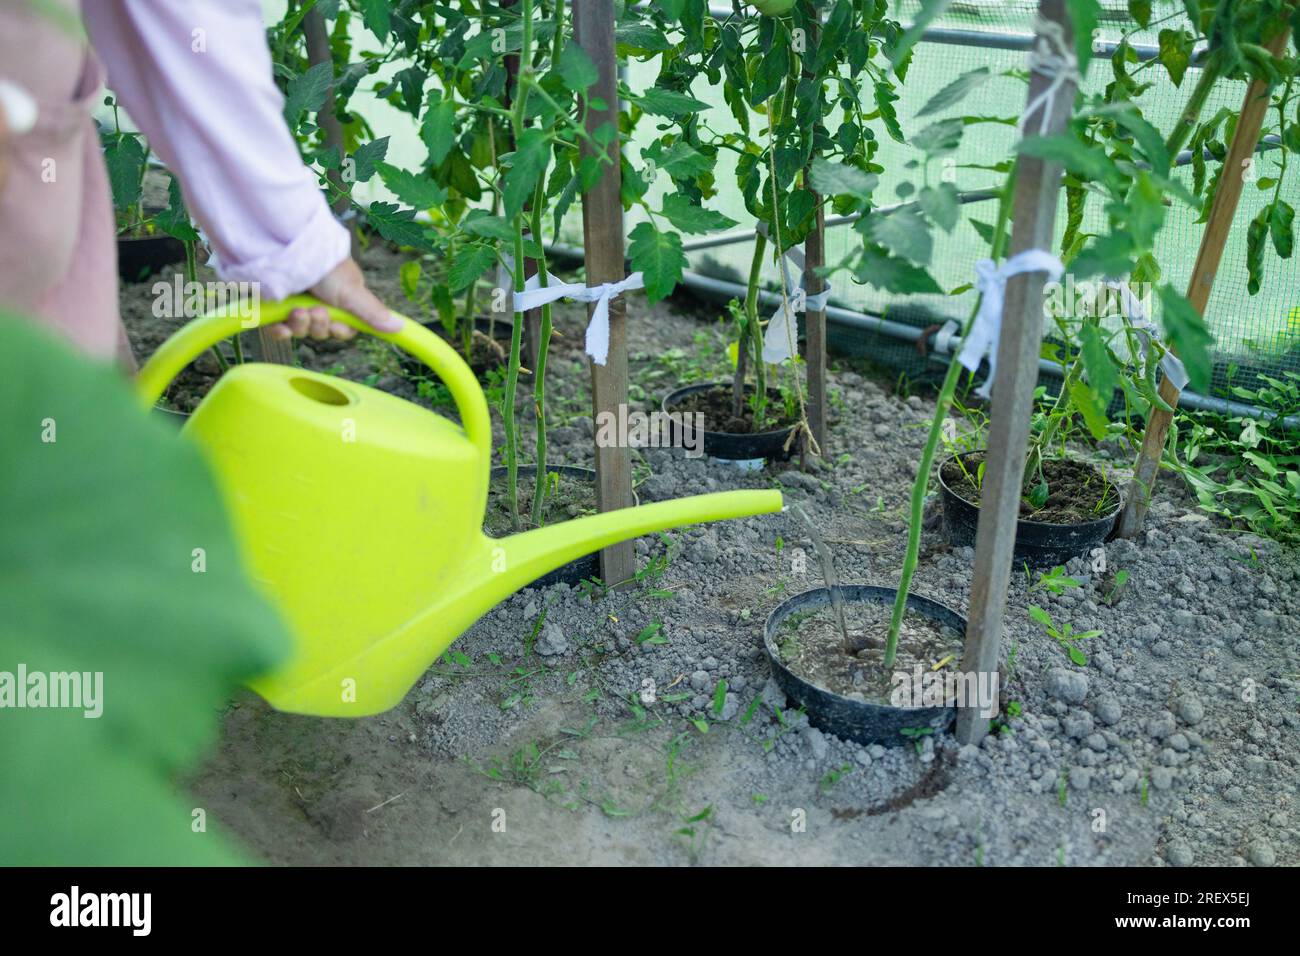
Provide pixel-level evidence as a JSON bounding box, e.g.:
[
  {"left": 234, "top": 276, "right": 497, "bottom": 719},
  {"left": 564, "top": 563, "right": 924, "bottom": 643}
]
[
  {"left": 802, "top": 12, "right": 827, "bottom": 455},
  {"left": 574, "top": 0, "right": 636, "bottom": 587},
  {"left": 955, "top": 0, "right": 1076, "bottom": 745},
  {"left": 304, "top": 6, "right": 358, "bottom": 260},
  {"left": 1115, "top": 25, "right": 1291, "bottom": 538}
]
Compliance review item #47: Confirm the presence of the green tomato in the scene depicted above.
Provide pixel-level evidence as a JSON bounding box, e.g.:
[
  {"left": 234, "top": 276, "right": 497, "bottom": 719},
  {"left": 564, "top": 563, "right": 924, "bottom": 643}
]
[{"left": 749, "top": 0, "right": 797, "bottom": 15}]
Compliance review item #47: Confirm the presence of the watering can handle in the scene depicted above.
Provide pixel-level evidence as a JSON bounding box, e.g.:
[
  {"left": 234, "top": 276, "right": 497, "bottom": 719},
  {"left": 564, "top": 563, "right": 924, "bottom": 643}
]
[{"left": 134, "top": 295, "right": 492, "bottom": 464}]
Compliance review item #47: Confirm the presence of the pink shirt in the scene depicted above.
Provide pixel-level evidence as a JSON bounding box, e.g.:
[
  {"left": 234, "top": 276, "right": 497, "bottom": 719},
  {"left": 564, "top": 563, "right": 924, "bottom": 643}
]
[{"left": 81, "top": 0, "right": 350, "bottom": 300}]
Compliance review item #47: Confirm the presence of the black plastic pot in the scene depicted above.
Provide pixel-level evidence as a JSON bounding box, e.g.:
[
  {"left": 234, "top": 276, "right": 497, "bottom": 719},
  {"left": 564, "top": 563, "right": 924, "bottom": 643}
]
[
  {"left": 662, "top": 382, "right": 796, "bottom": 465},
  {"left": 764, "top": 585, "right": 964, "bottom": 747},
  {"left": 937, "top": 452, "right": 1121, "bottom": 570},
  {"left": 117, "top": 234, "right": 186, "bottom": 283},
  {"left": 486, "top": 464, "right": 637, "bottom": 590}
]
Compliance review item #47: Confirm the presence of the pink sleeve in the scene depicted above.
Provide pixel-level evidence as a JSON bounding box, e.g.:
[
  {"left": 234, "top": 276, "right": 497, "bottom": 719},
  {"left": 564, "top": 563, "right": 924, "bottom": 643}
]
[{"left": 82, "top": 0, "right": 350, "bottom": 301}]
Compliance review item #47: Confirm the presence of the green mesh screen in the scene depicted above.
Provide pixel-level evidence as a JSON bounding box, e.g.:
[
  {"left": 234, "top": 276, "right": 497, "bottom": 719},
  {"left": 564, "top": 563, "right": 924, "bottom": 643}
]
[{"left": 614, "top": 1, "right": 1300, "bottom": 397}]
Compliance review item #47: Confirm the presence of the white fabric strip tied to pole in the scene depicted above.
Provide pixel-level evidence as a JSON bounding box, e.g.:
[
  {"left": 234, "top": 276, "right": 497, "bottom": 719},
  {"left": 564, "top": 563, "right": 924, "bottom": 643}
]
[
  {"left": 958, "top": 249, "right": 1065, "bottom": 399},
  {"left": 512, "top": 271, "right": 645, "bottom": 366},
  {"left": 759, "top": 230, "right": 834, "bottom": 365},
  {"left": 1017, "top": 16, "right": 1081, "bottom": 137},
  {"left": 1103, "top": 280, "right": 1190, "bottom": 392}
]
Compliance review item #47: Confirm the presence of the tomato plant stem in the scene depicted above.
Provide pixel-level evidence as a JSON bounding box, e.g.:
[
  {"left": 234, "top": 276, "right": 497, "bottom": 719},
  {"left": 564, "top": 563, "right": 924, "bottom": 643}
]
[{"left": 884, "top": 160, "right": 1019, "bottom": 667}]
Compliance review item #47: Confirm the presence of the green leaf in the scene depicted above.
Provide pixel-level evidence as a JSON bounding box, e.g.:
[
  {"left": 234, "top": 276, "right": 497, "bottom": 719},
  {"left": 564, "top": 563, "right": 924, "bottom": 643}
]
[
  {"left": 808, "top": 157, "right": 878, "bottom": 203},
  {"left": 862, "top": 206, "right": 933, "bottom": 266},
  {"left": 852, "top": 243, "right": 942, "bottom": 295},
  {"left": 1157, "top": 28, "right": 1194, "bottom": 86},
  {"left": 634, "top": 87, "right": 711, "bottom": 118},
  {"left": 0, "top": 315, "right": 289, "bottom": 864},
  {"left": 282, "top": 61, "right": 333, "bottom": 125},
  {"left": 1028, "top": 605, "right": 1055, "bottom": 629},
  {"left": 1246, "top": 209, "right": 1268, "bottom": 296},
  {"left": 628, "top": 222, "right": 686, "bottom": 304},
  {"left": 460, "top": 212, "right": 518, "bottom": 242},
  {"left": 1129, "top": 0, "right": 1152, "bottom": 27},
  {"left": 920, "top": 182, "right": 960, "bottom": 232},
  {"left": 103, "top": 134, "right": 146, "bottom": 214},
  {"left": 1072, "top": 232, "right": 1134, "bottom": 279},
  {"left": 376, "top": 162, "right": 447, "bottom": 210},
  {"left": 1269, "top": 200, "right": 1295, "bottom": 259},
  {"left": 421, "top": 98, "right": 457, "bottom": 168},
  {"left": 350, "top": 136, "right": 389, "bottom": 184},
  {"left": 400, "top": 260, "right": 421, "bottom": 300},
  {"left": 712, "top": 679, "right": 728, "bottom": 717},
  {"left": 1018, "top": 134, "right": 1120, "bottom": 185},
  {"left": 911, "top": 118, "right": 964, "bottom": 156},
  {"left": 502, "top": 128, "right": 551, "bottom": 220},
  {"left": 1069, "top": 380, "right": 1111, "bottom": 441},
  {"left": 653, "top": 140, "right": 712, "bottom": 181},
  {"left": 916, "top": 67, "right": 993, "bottom": 118},
  {"left": 557, "top": 40, "right": 598, "bottom": 93},
  {"left": 660, "top": 193, "right": 738, "bottom": 234},
  {"left": 366, "top": 202, "right": 435, "bottom": 251},
  {"left": 873, "top": 81, "right": 905, "bottom": 143},
  {"left": 615, "top": 23, "right": 672, "bottom": 53},
  {"left": 359, "top": 0, "right": 390, "bottom": 41},
  {"left": 1079, "top": 322, "right": 1118, "bottom": 403},
  {"left": 154, "top": 175, "right": 200, "bottom": 243},
  {"left": 1065, "top": 0, "right": 1102, "bottom": 72},
  {"left": 448, "top": 242, "right": 499, "bottom": 294},
  {"left": 1157, "top": 285, "right": 1214, "bottom": 391}
]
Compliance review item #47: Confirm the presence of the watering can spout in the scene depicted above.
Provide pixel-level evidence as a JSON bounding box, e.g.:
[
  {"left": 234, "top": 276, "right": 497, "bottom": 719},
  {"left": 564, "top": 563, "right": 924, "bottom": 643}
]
[{"left": 491, "top": 489, "right": 784, "bottom": 595}]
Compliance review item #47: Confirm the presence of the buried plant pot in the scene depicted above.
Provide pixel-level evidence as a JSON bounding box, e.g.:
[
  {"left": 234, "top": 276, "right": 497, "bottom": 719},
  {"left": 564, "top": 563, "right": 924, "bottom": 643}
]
[
  {"left": 764, "top": 585, "right": 968, "bottom": 747},
  {"left": 485, "top": 465, "right": 638, "bottom": 590},
  {"left": 662, "top": 382, "right": 798, "bottom": 468},
  {"left": 117, "top": 234, "right": 186, "bottom": 283},
  {"left": 938, "top": 451, "right": 1122, "bottom": 570}
]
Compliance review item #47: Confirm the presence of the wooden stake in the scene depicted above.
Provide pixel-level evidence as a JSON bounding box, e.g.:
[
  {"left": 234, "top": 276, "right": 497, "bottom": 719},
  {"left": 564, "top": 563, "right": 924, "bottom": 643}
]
[
  {"left": 955, "top": 0, "right": 1076, "bottom": 746},
  {"left": 304, "top": 7, "right": 359, "bottom": 260},
  {"left": 1115, "top": 25, "right": 1291, "bottom": 538},
  {"left": 574, "top": 0, "right": 636, "bottom": 588}
]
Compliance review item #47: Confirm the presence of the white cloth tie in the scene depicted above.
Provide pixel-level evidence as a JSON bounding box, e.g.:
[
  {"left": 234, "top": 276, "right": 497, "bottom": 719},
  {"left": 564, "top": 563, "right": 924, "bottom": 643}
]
[
  {"left": 958, "top": 249, "right": 1065, "bottom": 398},
  {"left": 1103, "top": 281, "right": 1190, "bottom": 392},
  {"left": 512, "top": 271, "right": 645, "bottom": 366},
  {"left": 760, "top": 231, "right": 834, "bottom": 365}
]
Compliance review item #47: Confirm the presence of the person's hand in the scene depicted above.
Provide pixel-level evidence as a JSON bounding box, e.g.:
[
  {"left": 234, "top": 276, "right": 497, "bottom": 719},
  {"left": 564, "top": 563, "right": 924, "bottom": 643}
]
[{"left": 270, "top": 257, "right": 403, "bottom": 341}]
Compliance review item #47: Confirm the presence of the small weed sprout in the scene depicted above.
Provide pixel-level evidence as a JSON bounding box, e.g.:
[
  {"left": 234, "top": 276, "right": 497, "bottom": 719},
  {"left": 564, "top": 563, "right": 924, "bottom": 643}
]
[{"left": 1028, "top": 605, "right": 1101, "bottom": 667}]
